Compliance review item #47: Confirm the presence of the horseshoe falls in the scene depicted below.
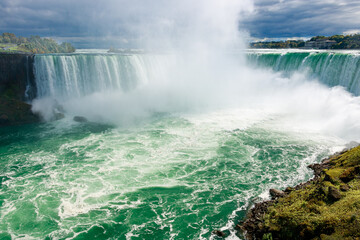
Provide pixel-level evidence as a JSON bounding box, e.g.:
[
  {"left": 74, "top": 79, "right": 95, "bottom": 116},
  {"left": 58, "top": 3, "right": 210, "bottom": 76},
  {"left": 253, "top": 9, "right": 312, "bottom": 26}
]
[
  {"left": 2, "top": 50, "right": 360, "bottom": 240},
  {"left": 247, "top": 50, "right": 360, "bottom": 95},
  {"left": 34, "top": 54, "right": 171, "bottom": 100}
]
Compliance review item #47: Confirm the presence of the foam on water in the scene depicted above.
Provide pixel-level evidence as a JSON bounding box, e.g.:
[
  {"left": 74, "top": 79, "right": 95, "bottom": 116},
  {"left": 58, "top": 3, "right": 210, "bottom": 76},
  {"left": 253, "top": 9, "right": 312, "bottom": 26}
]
[
  {"left": 4, "top": 0, "right": 360, "bottom": 238},
  {"left": 12, "top": 48, "right": 360, "bottom": 239},
  {"left": 0, "top": 107, "right": 345, "bottom": 239}
]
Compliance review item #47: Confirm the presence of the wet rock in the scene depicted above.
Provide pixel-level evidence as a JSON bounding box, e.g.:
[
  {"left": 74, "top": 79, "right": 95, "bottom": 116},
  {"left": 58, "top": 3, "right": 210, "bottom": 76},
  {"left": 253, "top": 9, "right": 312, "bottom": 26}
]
[
  {"left": 212, "top": 230, "right": 226, "bottom": 238},
  {"left": 284, "top": 187, "right": 294, "bottom": 193},
  {"left": 0, "top": 97, "right": 39, "bottom": 126},
  {"left": 241, "top": 201, "right": 273, "bottom": 240},
  {"left": 269, "top": 188, "right": 285, "bottom": 199},
  {"left": 322, "top": 159, "right": 331, "bottom": 165},
  {"left": 308, "top": 161, "right": 331, "bottom": 178},
  {"left": 73, "top": 116, "right": 88, "bottom": 123},
  {"left": 0, "top": 114, "right": 9, "bottom": 125},
  {"left": 328, "top": 186, "right": 341, "bottom": 201},
  {"left": 340, "top": 184, "right": 350, "bottom": 192},
  {"left": 240, "top": 146, "right": 360, "bottom": 240}
]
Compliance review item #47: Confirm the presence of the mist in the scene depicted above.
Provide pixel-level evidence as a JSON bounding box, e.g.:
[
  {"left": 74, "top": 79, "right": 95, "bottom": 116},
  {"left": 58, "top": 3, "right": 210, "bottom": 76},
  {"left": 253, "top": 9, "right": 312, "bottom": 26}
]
[{"left": 31, "top": 0, "right": 360, "bottom": 142}]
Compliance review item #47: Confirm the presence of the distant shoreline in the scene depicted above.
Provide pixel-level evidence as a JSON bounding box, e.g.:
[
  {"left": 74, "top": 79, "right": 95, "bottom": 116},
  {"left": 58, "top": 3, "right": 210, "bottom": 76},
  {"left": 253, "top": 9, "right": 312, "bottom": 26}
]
[
  {"left": 250, "top": 34, "right": 360, "bottom": 50},
  {"left": 0, "top": 33, "right": 75, "bottom": 54}
]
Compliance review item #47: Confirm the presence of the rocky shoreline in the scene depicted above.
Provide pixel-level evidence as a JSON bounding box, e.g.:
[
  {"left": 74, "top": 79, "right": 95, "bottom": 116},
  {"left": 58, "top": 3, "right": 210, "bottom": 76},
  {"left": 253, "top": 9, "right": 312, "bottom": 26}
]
[{"left": 240, "top": 145, "right": 360, "bottom": 240}]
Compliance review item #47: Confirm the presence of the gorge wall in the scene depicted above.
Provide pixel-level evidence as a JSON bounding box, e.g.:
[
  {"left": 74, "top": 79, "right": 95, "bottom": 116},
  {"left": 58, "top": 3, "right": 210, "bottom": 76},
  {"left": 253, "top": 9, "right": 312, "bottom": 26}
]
[
  {"left": 0, "top": 53, "right": 38, "bottom": 126},
  {"left": 0, "top": 53, "right": 36, "bottom": 100}
]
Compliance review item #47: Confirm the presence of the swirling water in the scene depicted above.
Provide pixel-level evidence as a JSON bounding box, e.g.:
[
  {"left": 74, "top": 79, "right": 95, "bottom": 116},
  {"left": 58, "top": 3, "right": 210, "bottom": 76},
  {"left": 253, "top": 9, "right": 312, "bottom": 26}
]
[
  {"left": 0, "top": 111, "right": 340, "bottom": 239},
  {"left": 0, "top": 51, "right": 355, "bottom": 239}
]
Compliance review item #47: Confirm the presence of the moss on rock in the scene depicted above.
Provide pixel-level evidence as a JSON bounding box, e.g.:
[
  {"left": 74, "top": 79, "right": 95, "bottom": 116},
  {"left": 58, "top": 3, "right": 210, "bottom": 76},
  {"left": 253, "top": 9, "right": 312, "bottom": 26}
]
[{"left": 241, "top": 146, "right": 360, "bottom": 240}]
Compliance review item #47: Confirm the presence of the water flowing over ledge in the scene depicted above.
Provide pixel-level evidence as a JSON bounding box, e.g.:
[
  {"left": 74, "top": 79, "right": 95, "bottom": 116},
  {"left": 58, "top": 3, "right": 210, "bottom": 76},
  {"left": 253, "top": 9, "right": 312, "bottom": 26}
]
[
  {"left": 34, "top": 53, "right": 171, "bottom": 100},
  {"left": 2, "top": 50, "right": 360, "bottom": 239},
  {"left": 33, "top": 50, "right": 360, "bottom": 102},
  {"left": 247, "top": 50, "right": 360, "bottom": 96}
]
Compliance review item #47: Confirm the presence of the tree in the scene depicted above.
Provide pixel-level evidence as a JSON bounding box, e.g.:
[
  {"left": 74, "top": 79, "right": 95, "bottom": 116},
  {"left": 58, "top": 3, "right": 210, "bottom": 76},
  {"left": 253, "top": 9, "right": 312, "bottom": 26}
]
[
  {"left": 329, "top": 35, "right": 344, "bottom": 43},
  {"left": 310, "top": 36, "right": 327, "bottom": 41}
]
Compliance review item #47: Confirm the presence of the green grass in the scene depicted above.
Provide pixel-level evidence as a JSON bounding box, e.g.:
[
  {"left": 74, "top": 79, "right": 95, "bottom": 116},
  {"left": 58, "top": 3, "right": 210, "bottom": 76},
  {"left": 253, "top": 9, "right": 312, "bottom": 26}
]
[
  {"left": 0, "top": 43, "right": 31, "bottom": 53},
  {"left": 260, "top": 146, "right": 360, "bottom": 240}
]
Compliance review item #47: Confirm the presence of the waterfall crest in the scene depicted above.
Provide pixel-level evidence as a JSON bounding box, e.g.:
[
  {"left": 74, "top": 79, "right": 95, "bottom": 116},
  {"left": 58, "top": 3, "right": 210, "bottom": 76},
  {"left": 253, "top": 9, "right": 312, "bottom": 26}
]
[
  {"left": 247, "top": 51, "right": 360, "bottom": 95},
  {"left": 34, "top": 53, "right": 171, "bottom": 99}
]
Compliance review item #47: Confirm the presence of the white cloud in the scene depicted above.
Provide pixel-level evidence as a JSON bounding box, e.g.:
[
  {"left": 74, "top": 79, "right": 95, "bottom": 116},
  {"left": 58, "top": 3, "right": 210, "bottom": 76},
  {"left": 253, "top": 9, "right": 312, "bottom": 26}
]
[{"left": 343, "top": 29, "right": 360, "bottom": 35}]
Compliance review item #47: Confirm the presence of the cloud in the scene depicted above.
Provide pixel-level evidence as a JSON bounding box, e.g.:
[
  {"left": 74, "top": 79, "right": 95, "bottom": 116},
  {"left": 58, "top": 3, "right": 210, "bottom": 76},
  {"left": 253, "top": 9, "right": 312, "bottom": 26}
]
[
  {"left": 242, "top": 0, "right": 360, "bottom": 38},
  {"left": 1, "top": 0, "right": 359, "bottom": 46},
  {"left": 343, "top": 29, "right": 360, "bottom": 35},
  {"left": 0, "top": 0, "right": 253, "bottom": 48}
]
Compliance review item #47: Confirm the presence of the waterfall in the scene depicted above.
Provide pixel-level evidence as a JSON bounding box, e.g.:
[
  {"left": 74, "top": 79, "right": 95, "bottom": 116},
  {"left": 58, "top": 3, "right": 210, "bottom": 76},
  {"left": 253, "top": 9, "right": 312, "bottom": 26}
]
[
  {"left": 34, "top": 53, "right": 171, "bottom": 100},
  {"left": 34, "top": 51, "right": 360, "bottom": 100},
  {"left": 247, "top": 51, "right": 360, "bottom": 95}
]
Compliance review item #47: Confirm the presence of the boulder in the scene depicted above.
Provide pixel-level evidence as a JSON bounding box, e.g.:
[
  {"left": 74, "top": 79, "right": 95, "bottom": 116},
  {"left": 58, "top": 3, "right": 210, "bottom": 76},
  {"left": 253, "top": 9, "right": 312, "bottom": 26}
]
[
  {"left": 328, "top": 186, "right": 341, "bottom": 201},
  {"left": 269, "top": 189, "right": 285, "bottom": 199},
  {"left": 339, "top": 166, "right": 360, "bottom": 183},
  {"left": 73, "top": 116, "right": 88, "bottom": 123},
  {"left": 340, "top": 184, "right": 350, "bottom": 192},
  {"left": 212, "top": 230, "right": 226, "bottom": 238},
  {"left": 284, "top": 187, "right": 294, "bottom": 193}
]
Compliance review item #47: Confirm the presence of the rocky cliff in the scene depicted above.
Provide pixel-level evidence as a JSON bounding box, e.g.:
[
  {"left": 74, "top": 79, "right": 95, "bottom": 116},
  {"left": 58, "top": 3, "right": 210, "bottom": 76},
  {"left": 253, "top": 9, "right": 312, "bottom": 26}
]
[
  {"left": 0, "top": 53, "right": 39, "bottom": 126},
  {"left": 241, "top": 145, "right": 360, "bottom": 240}
]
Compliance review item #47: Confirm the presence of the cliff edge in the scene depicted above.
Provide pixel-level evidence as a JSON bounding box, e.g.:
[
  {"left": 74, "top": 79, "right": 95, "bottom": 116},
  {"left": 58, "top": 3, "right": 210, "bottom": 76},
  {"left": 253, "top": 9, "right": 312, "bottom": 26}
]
[
  {"left": 0, "top": 53, "right": 39, "bottom": 126},
  {"left": 241, "top": 145, "right": 360, "bottom": 240}
]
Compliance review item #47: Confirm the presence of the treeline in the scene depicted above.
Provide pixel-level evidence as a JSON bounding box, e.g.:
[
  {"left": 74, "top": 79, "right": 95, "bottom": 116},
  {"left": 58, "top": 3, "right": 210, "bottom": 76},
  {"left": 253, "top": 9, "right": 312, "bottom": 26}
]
[
  {"left": 310, "top": 35, "right": 360, "bottom": 49},
  {"left": 250, "top": 40, "right": 305, "bottom": 49},
  {"left": 251, "top": 34, "right": 360, "bottom": 49},
  {"left": 0, "top": 33, "right": 75, "bottom": 53}
]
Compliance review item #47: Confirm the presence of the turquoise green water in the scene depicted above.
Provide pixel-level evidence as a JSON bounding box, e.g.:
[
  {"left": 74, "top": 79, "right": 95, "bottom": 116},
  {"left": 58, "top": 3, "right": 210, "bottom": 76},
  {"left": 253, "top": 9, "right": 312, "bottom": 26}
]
[
  {"left": 2, "top": 51, "right": 356, "bottom": 239},
  {"left": 247, "top": 50, "right": 360, "bottom": 95},
  {"left": 0, "top": 110, "right": 339, "bottom": 239}
]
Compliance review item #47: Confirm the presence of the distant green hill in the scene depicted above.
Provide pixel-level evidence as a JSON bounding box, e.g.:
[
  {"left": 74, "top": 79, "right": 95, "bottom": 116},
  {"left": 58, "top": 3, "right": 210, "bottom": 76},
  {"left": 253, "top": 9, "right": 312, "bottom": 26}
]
[
  {"left": 0, "top": 33, "right": 75, "bottom": 54},
  {"left": 251, "top": 34, "right": 360, "bottom": 49}
]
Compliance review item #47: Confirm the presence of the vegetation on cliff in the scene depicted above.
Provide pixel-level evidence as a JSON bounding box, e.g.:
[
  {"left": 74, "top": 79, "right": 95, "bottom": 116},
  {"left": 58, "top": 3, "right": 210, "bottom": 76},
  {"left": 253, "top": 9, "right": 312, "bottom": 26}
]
[
  {"left": 311, "top": 35, "right": 360, "bottom": 49},
  {"left": 0, "top": 33, "right": 75, "bottom": 54},
  {"left": 241, "top": 145, "right": 360, "bottom": 240},
  {"left": 250, "top": 40, "right": 305, "bottom": 49},
  {"left": 251, "top": 34, "right": 360, "bottom": 49}
]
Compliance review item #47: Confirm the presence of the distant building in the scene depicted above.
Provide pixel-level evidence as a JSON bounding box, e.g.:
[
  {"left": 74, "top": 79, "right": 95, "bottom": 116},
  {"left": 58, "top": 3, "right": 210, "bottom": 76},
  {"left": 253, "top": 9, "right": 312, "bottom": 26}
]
[{"left": 304, "top": 39, "right": 337, "bottom": 49}]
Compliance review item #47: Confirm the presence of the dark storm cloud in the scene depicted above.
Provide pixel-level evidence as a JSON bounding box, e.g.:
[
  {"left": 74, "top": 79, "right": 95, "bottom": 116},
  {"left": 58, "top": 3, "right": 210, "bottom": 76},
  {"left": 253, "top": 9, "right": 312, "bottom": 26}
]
[
  {"left": 0, "top": 0, "right": 252, "bottom": 48},
  {"left": 244, "top": 0, "right": 360, "bottom": 38},
  {"left": 0, "top": 0, "right": 140, "bottom": 47},
  {"left": 1, "top": 0, "right": 359, "bottom": 46}
]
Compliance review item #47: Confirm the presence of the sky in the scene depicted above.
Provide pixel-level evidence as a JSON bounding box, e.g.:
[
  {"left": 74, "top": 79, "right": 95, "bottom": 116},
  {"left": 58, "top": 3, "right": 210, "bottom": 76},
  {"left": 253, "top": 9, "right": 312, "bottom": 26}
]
[
  {"left": 0, "top": 0, "right": 360, "bottom": 48},
  {"left": 247, "top": 0, "right": 360, "bottom": 41}
]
